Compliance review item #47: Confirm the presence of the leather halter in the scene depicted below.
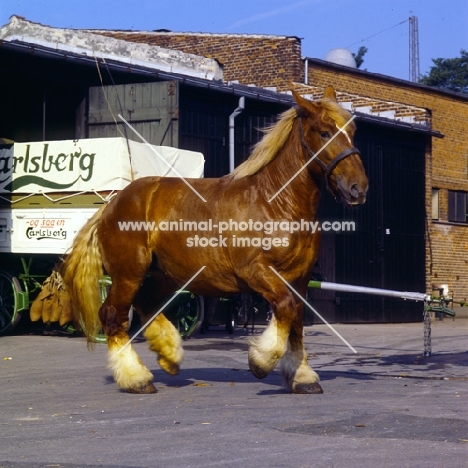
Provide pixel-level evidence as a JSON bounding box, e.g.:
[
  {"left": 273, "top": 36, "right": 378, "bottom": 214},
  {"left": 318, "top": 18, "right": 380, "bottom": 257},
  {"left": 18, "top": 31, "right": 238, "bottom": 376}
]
[{"left": 298, "top": 116, "right": 361, "bottom": 196}]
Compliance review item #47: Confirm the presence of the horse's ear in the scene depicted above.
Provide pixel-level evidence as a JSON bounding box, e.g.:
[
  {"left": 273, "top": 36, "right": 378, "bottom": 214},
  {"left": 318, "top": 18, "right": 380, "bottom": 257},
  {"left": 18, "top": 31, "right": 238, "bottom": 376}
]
[
  {"left": 291, "top": 90, "right": 318, "bottom": 114},
  {"left": 323, "top": 85, "right": 337, "bottom": 101}
]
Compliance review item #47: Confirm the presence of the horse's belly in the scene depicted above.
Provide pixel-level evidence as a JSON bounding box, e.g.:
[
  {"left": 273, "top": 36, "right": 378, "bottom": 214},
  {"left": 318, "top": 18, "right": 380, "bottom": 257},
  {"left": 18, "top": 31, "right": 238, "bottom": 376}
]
[{"left": 151, "top": 234, "right": 246, "bottom": 295}]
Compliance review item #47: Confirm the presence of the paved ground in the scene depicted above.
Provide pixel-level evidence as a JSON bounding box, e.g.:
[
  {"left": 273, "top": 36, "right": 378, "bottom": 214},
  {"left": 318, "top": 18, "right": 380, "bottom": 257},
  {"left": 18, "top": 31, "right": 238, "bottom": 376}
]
[{"left": 1, "top": 317, "right": 467, "bottom": 468}]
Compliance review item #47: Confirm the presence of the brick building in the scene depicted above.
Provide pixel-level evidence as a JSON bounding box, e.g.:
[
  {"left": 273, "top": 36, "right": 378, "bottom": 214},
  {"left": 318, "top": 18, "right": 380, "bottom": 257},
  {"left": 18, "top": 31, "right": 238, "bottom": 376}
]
[
  {"left": 2, "top": 16, "right": 467, "bottom": 321},
  {"left": 97, "top": 29, "right": 468, "bottom": 310},
  {"left": 301, "top": 60, "right": 468, "bottom": 310},
  {"left": 93, "top": 30, "right": 304, "bottom": 90}
]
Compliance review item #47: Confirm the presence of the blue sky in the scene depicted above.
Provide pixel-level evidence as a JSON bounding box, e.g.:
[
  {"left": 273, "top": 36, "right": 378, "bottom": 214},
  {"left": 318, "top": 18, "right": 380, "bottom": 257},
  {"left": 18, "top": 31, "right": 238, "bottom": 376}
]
[{"left": 1, "top": 0, "right": 466, "bottom": 81}]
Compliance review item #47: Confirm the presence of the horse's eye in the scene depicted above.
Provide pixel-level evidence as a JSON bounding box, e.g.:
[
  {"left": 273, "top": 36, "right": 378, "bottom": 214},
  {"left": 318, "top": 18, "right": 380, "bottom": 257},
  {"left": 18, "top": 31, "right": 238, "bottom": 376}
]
[{"left": 320, "top": 131, "right": 331, "bottom": 139}]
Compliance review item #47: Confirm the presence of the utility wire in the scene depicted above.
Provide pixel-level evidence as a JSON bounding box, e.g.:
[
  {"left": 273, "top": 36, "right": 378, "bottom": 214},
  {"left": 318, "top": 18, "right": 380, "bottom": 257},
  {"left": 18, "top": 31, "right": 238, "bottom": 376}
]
[{"left": 346, "top": 18, "right": 408, "bottom": 48}]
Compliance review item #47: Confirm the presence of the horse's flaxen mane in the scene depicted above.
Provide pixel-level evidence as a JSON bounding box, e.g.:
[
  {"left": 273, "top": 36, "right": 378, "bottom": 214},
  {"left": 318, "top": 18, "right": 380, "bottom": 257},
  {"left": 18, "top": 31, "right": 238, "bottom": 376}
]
[
  {"left": 228, "top": 98, "right": 352, "bottom": 180},
  {"left": 228, "top": 107, "right": 297, "bottom": 180}
]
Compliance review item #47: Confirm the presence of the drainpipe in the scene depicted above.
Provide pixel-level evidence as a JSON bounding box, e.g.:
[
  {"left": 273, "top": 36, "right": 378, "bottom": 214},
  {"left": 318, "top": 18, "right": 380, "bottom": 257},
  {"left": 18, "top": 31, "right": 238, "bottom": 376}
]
[
  {"left": 229, "top": 96, "right": 245, "bottom": 173},
  {"left": 303, "top": 56, "right": 309, "bottom": 85}
]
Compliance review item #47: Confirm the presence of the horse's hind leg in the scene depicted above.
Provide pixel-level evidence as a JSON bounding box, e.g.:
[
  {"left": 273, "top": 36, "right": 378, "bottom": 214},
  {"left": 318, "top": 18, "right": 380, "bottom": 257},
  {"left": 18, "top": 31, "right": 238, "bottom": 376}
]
[
  {"left": 279, "top": 302, "right": 323, "bottom": 394},
  {"left": 100, "top": 280, "right": 156, "bottom": 394},
  {"left": 143, "top": 315, "right": 183, "bottom": 375},
  {"left": 133, "top": 275, "right": 184, "bottom": 376}
]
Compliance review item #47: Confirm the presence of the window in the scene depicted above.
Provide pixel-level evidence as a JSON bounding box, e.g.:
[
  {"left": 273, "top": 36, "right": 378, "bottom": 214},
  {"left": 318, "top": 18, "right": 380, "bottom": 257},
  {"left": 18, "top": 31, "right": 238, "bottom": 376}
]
[
  {"left": 431, "top": 189, "right": 439, "bottom": 220},
  {"left": 448, "top": 190, "right": 468, "bottom": 223}
]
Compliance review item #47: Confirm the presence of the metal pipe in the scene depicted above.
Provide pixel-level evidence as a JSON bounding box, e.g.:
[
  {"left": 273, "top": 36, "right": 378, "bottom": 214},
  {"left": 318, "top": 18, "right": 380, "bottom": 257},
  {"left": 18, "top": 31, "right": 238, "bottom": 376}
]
[
  {"left": 229, "top": 96, "right": 245, "bottom": 173},
  {"left": 303, "top": 56, "right": 308, "bottom": 85},
  {"left": 308, "top": 280, "right": 429, "bottom": 302}
]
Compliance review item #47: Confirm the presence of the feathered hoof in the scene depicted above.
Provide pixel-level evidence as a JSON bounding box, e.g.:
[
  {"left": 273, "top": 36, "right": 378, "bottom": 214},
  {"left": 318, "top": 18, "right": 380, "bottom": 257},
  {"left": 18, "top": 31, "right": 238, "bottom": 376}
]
[
  {"left": 248, "top": 361, "right": 270, "bottom": 379},
  {"left": 126, "top": 381, "right": 158, "bottom": 394},
  {"left": 248, "top": 345, "right": 279, "bottom": 379},
  {"left": 293, "top": 382, "right": 324, "bottom": 394},
  {"left": 158, "top": 357, "right": 180, "bottom": 376}
]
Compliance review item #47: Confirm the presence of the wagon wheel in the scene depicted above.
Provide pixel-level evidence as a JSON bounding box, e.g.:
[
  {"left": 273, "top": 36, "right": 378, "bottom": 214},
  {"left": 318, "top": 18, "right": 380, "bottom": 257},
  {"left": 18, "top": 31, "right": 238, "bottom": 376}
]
[
  {"left": 90, "top": 276, "right": 112, "bottom": 343},
  {"left": 0, "top": 271, "right": 23, "bottom": 335},
  {"left": 165, "top": 292, "right": 204, "bottom": 339},
  {"left": 92, "top": 277, "right": 112, "bottom": 343},
  {"left": 74, "top": 277, "right": 111, "bottom": 343}
]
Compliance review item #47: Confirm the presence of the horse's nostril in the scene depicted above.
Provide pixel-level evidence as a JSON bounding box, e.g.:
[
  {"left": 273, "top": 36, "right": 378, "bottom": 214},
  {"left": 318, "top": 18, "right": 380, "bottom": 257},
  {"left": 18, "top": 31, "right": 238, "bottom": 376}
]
[{"left": 350, "top": 183, "right": 360, "bottom": 198}]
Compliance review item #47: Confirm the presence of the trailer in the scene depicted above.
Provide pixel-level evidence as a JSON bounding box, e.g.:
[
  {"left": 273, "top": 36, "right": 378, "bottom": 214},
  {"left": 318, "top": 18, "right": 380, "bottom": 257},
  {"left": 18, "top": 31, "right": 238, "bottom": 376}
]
[{"left": 0, "top": 137, "right": 205, "bottom": 339}]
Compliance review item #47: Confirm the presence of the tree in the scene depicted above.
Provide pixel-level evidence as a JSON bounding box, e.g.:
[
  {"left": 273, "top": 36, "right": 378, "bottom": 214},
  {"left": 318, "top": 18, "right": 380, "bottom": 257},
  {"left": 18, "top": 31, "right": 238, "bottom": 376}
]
[
  {"left": 420, "top": 50, "right": 468, "bottom": 94},
  {"left": 352, "top": 46, "right": 368, "bottom": 69}
]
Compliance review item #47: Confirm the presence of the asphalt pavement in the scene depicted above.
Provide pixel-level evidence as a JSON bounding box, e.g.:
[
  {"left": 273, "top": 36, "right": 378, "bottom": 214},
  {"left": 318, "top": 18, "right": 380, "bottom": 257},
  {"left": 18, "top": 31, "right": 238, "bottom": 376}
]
[{"left": 1, "top": 317, "right": 467, "bottom": 468}]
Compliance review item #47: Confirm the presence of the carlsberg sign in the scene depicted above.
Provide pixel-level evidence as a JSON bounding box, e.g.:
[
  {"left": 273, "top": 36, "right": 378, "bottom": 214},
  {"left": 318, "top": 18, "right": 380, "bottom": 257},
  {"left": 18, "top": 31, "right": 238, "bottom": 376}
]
[
  {"left": 0, "top": 138, "right": 131, "bottom": 193},
  {"left": 0, "top": 138, "right": 205, "bottom": 194}
]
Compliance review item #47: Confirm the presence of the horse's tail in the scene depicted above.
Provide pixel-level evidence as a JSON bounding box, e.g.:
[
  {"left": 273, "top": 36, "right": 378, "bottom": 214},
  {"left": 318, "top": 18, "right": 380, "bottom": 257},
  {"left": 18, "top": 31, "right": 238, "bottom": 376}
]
[{"left": 62, "top": 204, "right": 107, "bottom": 346}]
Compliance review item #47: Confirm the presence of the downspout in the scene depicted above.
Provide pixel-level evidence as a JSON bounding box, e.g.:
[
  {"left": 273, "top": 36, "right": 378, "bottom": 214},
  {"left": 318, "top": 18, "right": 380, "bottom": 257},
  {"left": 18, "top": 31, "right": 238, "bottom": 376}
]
[
  {"left": 229, "top": 96, "right": 245, "bottom": 173},
  {"left": 303, "top": 56, "right": 308, "bottom": 85}
]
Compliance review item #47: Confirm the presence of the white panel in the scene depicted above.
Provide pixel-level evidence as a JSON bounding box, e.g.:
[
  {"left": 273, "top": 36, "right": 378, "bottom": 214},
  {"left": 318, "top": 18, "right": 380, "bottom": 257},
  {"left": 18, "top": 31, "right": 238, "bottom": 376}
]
[
  {"left": 0, "top": 137, "right": 204, "bottom": 195},
  {"left": 4, "top": 208, "right": 99, "bottom": 254}
]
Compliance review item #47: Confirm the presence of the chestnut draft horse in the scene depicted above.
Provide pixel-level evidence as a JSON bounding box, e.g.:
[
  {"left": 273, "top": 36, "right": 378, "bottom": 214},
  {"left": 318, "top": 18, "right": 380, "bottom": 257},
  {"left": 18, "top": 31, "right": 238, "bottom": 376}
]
[{"left": 63, "top": 86, "right": 368, "bottom": 394}]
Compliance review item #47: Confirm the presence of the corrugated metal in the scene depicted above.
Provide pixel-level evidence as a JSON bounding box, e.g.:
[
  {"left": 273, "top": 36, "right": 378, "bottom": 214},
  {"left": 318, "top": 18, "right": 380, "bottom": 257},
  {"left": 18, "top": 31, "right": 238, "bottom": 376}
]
[
  {"left": 233, "top": 114, "right": 277, "bottom": 166},
  {"left": 179, "top": 97, "right": 228, "bottom": 177},
  {"left": 179, "top": 88, "right": 280, "bottom": 178}
]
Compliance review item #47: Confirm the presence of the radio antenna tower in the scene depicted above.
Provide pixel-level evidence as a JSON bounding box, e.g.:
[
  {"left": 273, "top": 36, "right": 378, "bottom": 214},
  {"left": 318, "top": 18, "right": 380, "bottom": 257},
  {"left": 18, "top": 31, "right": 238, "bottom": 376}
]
[{"left": 409, "top": 15, "right": 420, "bottom": 82}]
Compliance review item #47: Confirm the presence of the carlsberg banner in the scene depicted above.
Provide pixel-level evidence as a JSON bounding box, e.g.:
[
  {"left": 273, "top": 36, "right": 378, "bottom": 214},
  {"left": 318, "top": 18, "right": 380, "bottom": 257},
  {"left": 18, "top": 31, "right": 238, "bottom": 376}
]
[{"left": 0, "top": 137, "right": 204, "bottom": 193}]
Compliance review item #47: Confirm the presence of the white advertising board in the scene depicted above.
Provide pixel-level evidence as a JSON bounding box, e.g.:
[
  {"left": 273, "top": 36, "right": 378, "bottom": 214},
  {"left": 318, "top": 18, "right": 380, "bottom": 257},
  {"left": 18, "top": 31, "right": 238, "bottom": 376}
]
[
  {"left": 0, "top": 137, "right": 205, "bottom": 254},
  {"left": 0, "top": 208, "right": 99, "bottom": 254},
  {"left": 0, "top": 137, "right": 204, "bottom": 194}
]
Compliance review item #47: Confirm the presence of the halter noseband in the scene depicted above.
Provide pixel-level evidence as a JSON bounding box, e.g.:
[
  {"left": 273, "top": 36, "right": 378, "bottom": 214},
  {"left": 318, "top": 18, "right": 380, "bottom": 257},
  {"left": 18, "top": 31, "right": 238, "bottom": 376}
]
[{"left": 298, "top": 117, "right": 361, "bottom": 196}]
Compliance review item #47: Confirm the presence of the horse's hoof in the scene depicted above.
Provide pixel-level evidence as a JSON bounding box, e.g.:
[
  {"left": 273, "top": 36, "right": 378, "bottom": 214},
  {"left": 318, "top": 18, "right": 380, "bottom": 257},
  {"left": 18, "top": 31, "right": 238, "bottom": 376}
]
[
  {"left": 249, "top": 361, "right": 269, "bottom": 379},
  {"left": 126, "top": 381, "right": 158, "bottom": 394},
  {"left": 158, "top": 358, "right": 180, "bottom": 376},
  {"left": 293, "top": 382, "right": 324, "bottom": 394}
]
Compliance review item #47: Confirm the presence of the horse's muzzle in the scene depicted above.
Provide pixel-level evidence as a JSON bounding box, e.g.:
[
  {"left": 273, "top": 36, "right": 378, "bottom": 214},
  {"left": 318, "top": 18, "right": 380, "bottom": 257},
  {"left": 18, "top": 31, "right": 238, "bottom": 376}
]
[{"left": 337, "top": 177, "right": 368, "bottom": 205}]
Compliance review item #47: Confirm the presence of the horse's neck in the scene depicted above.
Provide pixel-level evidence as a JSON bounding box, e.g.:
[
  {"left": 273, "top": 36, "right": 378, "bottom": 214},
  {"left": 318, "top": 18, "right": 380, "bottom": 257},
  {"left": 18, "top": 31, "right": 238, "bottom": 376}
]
[{"left": 253, "top": 139, "right": 322, "bottom": 219}]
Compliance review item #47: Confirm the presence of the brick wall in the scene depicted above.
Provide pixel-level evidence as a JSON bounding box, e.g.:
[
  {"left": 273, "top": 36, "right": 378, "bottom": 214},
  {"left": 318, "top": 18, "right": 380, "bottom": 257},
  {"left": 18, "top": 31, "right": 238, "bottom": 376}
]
[
  {"left": 303, "top": 61, "right": 468, "bottom": 300},
  {"left": 96, "top": 31, "right": 303, "bottom": 90}
]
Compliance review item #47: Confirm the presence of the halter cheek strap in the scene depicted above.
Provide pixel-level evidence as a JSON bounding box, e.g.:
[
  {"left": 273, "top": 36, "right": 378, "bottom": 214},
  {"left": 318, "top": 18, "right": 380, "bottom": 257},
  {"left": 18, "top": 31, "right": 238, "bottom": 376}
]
[
  {"left": 298, "top": 117, "right": 360, "bottom": 196},
  {"left": 321, "top": 146, "right": 361, "bottom": 182}
]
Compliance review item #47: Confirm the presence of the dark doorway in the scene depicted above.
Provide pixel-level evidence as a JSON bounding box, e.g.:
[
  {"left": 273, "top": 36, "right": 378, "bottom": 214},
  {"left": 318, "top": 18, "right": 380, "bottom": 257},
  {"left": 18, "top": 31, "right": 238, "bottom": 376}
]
[{"left": 312, "top": 123, "right": 427, "bottom": 322}]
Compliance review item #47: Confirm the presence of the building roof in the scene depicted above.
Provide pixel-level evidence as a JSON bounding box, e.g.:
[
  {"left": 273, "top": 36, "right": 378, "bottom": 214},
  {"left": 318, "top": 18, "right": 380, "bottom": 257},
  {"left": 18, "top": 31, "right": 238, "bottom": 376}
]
[
  {"left": 0, "top": 15, "right": 223, "bottom": 81},
  {"left": 0, "top": 15, "right": 295, "bottom": 106},
  {"left": 0, "top": 16, "right": 444, "bottom": 136},
  {"left": 88, "top": 29, "right": 301, "bottom": 42},
  {"left": 306, "top": 57, "right": 468, "bottom": 102},
  {"left": 293, "top": 83, "right": 437, "bottom": 133}
]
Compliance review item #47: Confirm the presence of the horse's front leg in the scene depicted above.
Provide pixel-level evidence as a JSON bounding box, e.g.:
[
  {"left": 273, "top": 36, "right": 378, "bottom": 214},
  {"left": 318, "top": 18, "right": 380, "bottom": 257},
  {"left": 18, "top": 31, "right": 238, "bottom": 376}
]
[
  {"left": 247, "top": 287, "right": 295, "bottom": 379},
  {"left": 246, "top": 272, "right": 323, "bottom": 394},
  {"left": 279, "top": 301, "right": 323, "bottom": 394}
]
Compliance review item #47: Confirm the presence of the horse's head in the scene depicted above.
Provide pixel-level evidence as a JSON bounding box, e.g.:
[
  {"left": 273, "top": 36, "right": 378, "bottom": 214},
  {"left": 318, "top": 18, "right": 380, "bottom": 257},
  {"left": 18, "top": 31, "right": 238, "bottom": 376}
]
[{"left": 293, "top": 86, "right": 368, "bottom": 205}]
